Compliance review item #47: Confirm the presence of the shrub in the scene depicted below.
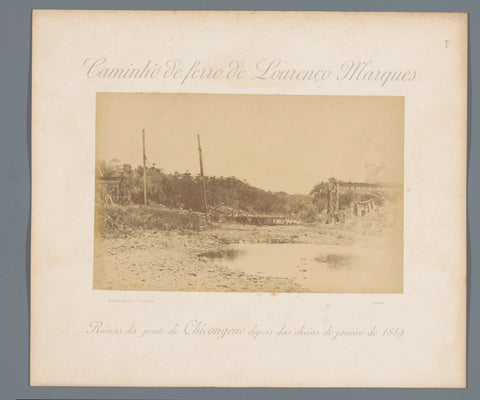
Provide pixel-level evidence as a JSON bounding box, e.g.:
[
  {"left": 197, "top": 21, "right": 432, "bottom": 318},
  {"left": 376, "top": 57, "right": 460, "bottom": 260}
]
[{"left": 95, "top": 205, "right": 202, "bottom": 236}]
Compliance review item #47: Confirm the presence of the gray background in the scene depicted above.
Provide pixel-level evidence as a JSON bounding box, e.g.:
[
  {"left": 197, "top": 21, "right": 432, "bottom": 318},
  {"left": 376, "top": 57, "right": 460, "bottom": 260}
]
[{"left": 0, "top": 0, "right": 476, "bottom": 399}]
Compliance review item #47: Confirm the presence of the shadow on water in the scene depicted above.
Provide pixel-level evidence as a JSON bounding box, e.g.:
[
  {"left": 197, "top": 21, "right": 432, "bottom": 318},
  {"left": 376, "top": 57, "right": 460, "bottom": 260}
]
[
  {"left": 200, "top": 245, "right": 353, "bottom": 269},
  {"left": 314, "top": 253, "right": 353, "bottom": 268},
  {"left": 198, "top": 248, "right": 246, "bottom": 261}
]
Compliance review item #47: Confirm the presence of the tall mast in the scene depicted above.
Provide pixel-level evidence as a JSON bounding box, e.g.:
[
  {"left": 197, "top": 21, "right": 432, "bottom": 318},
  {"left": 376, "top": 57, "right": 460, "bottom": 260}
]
[
  {"left": 197, "top": 134, "right": 208, "bottom": 220},
  {"left": 142, "top": 129, "right": 147, "bottom": 206}
]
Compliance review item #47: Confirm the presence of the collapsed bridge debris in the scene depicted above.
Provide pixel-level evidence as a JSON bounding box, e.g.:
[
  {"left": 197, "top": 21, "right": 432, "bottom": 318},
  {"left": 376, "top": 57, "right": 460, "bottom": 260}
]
[
  {"left": 209, "top": 204, "right": 298, "bottom": 226},
  {"left": 320, "top": 181, "right": 402, "bottom": 223}
]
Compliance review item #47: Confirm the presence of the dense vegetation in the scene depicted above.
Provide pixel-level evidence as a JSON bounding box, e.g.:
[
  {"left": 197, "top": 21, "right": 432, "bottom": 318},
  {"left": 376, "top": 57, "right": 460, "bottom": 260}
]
[
  {"left": 96, "top": 160, "right": 317, "bottom": 220},
  {"left": 96, "top": 160, "right": 396, "bottom": 223}
]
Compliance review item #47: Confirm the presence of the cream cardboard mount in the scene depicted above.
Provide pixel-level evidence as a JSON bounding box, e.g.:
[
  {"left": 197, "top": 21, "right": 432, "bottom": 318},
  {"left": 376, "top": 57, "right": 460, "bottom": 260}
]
[{"left": 31, "top": 10, "right": 467, "bottom": 387}]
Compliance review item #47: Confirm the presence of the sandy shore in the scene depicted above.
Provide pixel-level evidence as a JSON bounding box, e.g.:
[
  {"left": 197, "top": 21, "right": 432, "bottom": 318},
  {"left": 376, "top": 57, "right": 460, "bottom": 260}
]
[{"left": 93, "top": 222, "right": 400, "bottom": 293}]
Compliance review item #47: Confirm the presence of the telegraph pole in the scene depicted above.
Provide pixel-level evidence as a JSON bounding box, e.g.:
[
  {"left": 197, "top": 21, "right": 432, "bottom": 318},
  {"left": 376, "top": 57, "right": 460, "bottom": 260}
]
[
  {"left": 142, "top": 129, "right": 147, "bottom": 206},
  {"left": 197, "top": 134, "right": 208, "bottom": 220},
  {"left": 336, "top": 182, "right": 340, "bottom": 213}
]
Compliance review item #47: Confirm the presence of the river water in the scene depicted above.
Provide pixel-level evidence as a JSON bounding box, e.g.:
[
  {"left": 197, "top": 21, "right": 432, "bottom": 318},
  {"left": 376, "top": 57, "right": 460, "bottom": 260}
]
[{"left": 201, "top": 243, "right": 402, "bottom": 293}]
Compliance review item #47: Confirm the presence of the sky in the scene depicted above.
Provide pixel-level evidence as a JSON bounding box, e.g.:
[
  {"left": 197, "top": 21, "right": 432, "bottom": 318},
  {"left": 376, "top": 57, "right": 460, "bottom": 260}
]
[{"left": 96, "top": 93, "right": 404, "bottom": 194}]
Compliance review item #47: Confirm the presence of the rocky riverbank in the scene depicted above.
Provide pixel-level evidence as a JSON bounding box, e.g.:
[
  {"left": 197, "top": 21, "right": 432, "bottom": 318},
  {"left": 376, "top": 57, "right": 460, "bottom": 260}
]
[{"left": 93, "top": 223, "right": 361, "bottom": 292}]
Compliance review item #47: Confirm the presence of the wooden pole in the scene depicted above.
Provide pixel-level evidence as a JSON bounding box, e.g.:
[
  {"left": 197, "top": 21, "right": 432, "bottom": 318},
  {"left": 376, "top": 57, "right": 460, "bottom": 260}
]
[
  {"left": 197, "top": 134, "right": 208, "bottom": 220},
  {"left": 327, "top": 183, "right": 332, "bottom": 215},
  {"left": 142, "top": 129, "right": 147, "bottom": 206},
  {"left": 336, "top": 182, "right": 340, "bottom": 212}
]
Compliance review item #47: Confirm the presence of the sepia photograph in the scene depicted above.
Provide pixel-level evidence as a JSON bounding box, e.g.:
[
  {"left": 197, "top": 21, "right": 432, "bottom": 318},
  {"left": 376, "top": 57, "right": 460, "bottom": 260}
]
[{"left": 94, "top": 93, "right": 404, "bottom": 293}]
